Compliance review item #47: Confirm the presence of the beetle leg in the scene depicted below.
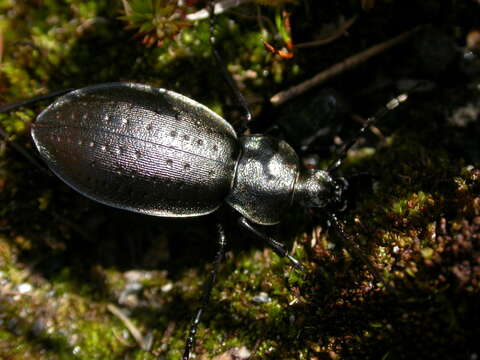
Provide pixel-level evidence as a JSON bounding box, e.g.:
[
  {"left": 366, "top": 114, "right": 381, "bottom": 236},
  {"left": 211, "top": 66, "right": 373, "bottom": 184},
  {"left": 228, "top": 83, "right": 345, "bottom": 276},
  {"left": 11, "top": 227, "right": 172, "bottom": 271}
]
[
  {"left": 0, "top": 88, "right": 74, "bottom": 114},
  {"left": 0, "top": 124, "right": 51, "bottom": 176},
  {"left": 182, "top": 222, "right": 227, "bottom": 360},
  {"left": 0, "top": 88, "right": 75, "bottom": 175},
  {"left": 238, "top": 217, "right": 305, "bottom": 271},
  {"left": 208, "top": 0, "right": 252, "bottom": 134}
]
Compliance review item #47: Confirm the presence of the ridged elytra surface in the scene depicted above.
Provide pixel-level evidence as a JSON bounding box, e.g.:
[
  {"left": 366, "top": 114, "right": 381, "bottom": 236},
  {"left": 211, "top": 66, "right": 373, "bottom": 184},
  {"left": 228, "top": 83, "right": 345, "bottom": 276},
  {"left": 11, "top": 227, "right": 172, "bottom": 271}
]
[{"left": 32, "top": 83, "right": 239, "bottom": 217}]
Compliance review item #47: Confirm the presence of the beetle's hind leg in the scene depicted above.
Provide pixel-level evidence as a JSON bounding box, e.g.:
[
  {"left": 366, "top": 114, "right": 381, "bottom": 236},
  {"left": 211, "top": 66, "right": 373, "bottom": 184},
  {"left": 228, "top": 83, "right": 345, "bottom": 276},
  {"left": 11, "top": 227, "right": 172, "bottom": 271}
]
[
  {"left": 182, "top": 222, "right": 227, "bottom": 360},
  {"left": 208, "top": 0, "right": 252, "bottom": 135},
  {"left": 238, "top": 217, "right": 305, "bottom": 271}
]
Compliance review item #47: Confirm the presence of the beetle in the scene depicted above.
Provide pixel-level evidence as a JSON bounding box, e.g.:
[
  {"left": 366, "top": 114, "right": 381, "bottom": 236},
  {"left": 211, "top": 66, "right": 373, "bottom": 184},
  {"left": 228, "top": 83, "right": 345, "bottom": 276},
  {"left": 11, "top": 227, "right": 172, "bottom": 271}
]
[
  {"left": 30, "top": 81, "right": 345, "bottom": 234},
  {"left": 0, "top": 80, "right": 407, "bottom": 359},
  {"left": 0, "top": 2, "right": 412, "bottom": 358}
]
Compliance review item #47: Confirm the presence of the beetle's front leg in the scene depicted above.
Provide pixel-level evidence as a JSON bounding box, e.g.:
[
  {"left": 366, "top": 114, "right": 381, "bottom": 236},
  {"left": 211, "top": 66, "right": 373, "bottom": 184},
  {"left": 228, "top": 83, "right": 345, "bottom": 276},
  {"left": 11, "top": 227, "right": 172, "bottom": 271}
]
[{"left": 238, "top": 217, "right": 305, "bottom": 271}]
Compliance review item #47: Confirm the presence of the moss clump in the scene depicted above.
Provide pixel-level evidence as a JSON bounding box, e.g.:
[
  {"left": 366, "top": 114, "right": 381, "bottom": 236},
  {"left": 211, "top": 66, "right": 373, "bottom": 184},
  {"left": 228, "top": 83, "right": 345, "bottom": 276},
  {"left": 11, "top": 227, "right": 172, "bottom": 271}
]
[{"left": 1, "top": 1, "right": 480, "bottom": 359}]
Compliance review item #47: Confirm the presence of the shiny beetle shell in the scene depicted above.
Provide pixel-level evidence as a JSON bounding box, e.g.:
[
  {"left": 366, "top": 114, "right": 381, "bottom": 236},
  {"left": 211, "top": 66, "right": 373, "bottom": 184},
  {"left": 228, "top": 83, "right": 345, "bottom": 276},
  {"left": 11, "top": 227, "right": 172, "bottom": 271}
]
[
  {"left": 226, "top": 135, "right": 300, "bottom": 225},
  {"left": 32, "top": 83, "right": 239, "bottom": 217}
]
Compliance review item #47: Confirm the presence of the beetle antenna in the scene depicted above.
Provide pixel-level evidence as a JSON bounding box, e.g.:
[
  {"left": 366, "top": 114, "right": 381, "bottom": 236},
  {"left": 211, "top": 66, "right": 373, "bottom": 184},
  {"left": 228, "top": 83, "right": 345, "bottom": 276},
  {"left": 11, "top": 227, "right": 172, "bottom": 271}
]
[
  {"left": 327, "top": 93, "right": 408, "bottom": 172},
  {"left": 0, "top": 89, "right": 74, "bottom": 175},
  {"left": 183, "top": 222, "right": 227, "bottom": 360},
  {"left": 208, "top": 0, "right": 252, "bottom": 134}
]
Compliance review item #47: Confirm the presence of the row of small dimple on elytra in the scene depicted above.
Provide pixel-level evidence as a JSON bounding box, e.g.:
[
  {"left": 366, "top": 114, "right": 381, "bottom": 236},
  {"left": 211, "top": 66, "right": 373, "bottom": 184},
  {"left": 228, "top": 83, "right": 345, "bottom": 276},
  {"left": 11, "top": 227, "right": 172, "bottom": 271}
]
[
  {"left": 57, "top": 100, "right": 222, "bottom": 147},
  {"left": 48, "top": 113, "right": 222, "bottom": 178}
]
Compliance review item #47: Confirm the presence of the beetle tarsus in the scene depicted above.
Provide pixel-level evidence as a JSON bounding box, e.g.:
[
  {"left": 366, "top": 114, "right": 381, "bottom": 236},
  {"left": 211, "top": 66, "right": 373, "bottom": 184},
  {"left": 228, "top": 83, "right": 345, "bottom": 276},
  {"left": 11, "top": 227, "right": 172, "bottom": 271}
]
[{"left": 285, "top": 253, "right": 306, "bottom": 272}]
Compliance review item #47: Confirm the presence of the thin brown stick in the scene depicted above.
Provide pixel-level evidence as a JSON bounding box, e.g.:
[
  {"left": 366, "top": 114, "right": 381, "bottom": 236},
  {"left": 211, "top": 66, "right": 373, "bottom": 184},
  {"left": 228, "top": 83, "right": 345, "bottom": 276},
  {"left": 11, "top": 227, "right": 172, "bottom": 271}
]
[
  {"left": 0, "top": 28, "right": 3, "bottom": 64},
  {"left": 121, "top": 0, "right": 132, "bottom": 16},
  {"left": 270, "top": 27, "right": 420, "bottom": 106},
  {"left": 295, "top": 16, "right": 358, "bottom": 49},
  {"left": 107, "top": 303, "right": 149, "bottom": 351}
]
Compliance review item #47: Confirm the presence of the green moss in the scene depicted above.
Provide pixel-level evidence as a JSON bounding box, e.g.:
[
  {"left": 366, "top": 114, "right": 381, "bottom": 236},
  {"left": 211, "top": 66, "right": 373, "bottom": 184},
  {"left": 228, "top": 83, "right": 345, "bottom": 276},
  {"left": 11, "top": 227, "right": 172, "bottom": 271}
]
[{"left": 1, "top": 0, "right": 480, "bottom": 359}]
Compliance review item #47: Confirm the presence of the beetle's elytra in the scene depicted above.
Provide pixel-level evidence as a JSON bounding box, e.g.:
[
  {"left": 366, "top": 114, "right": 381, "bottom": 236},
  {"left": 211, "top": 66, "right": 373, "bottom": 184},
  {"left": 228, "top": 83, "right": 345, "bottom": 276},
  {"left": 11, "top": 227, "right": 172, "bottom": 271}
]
[
  {"left": 33, "top": 82, "right": 239, "bottom": 218},
  {"left": 32, "top": 82, "right": 340, "bottom": 226}
]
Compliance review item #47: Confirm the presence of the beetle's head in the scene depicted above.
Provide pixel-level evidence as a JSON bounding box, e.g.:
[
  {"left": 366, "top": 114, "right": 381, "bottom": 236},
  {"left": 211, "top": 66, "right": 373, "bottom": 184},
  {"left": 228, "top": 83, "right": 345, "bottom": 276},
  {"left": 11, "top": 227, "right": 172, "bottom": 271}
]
[{"left": 294, "top": 169, "right": 348, "bottom": 211}]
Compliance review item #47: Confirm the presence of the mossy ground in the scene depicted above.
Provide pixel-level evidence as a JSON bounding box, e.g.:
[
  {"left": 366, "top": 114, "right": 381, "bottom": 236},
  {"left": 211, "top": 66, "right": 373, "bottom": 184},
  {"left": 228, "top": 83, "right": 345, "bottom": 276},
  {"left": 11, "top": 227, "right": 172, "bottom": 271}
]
[{"left": 0, "top": 1, "right": 479, "bottom": 359}]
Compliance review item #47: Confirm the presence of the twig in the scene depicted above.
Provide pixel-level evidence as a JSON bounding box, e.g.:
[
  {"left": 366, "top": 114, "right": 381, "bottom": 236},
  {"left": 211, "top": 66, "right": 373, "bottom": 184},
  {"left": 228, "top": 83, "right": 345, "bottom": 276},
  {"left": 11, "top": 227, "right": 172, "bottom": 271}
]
[
  {"left": 0, "top": 28, "right": 3, "bottom": 64},
  {"left": 270, "top": 27, "right": 420, "bottom": 106},
  {"left": 295, "top": 16, "right": 358, "bottom": 49},
  {"left": 107, "top": 303, "right": 149, "bottom": 351},
  {"left": 112, "top": 328, "right": 136, "bottom": 347},
  {"left": 121, "top": 0, "right": 132, "bottom": 16}
]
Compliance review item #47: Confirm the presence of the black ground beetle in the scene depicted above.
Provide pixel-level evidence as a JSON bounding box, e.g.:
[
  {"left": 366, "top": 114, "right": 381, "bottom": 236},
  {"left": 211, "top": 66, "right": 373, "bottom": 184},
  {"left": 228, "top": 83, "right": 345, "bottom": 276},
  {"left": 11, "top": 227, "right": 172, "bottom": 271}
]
[
  {"left": 0, "top": 82, "right": 408, "bottom": 360},
  {"left": 0, "top": 2, "right": 409, "bottom": 359}
]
